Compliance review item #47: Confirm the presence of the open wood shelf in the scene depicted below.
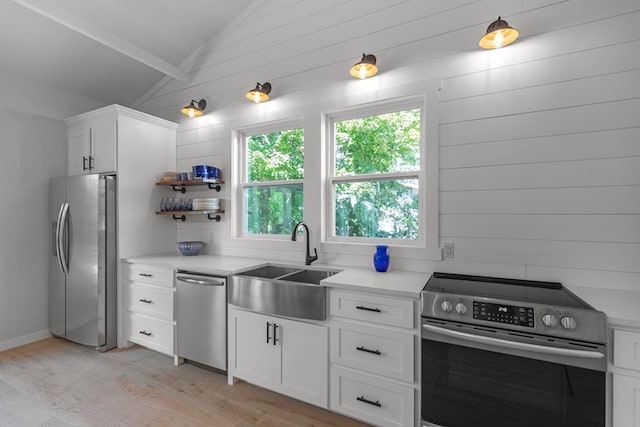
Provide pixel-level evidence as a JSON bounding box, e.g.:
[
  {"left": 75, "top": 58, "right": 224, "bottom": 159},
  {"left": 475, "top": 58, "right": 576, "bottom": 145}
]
[
  {"left": 156, "top": 179, "right": 225, "bottom": 193},
  {"left": 155, "top": 209, "right": 225, "bottom": 222}
]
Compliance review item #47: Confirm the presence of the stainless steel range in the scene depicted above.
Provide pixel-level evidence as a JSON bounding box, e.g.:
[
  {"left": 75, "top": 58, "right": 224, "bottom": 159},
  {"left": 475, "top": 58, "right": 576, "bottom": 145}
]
[{"left": 420, "top": 272, "right": 607, "bottom": 427}]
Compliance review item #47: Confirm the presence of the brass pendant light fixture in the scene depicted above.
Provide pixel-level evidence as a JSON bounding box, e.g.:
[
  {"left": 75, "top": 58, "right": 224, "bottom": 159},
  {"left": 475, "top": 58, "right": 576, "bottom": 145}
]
[
  {"left": 479, "top": 16, "right": 519, "bottom": 49},
  {"left": 246, "top": 82, "right": 272, "bottom": 103},
  {"left": 180, "top": 99, "right": 206, "bottom": 117},
  {"left": 350, "top": 53, "right": 378, "bottom": 79}
]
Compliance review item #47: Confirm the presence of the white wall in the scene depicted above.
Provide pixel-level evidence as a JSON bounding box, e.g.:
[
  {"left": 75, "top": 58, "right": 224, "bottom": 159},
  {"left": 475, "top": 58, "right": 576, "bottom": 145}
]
[
  {"left": 0, "top": 108, "right": 67, "bottom": 350},
  {"left": 135, "top": 0, "right": 640, "bottom": 292}
]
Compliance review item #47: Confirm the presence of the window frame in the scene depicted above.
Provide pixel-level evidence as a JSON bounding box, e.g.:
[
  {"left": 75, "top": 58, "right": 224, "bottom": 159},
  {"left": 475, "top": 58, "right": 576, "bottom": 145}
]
[
  {"left": 324, "top": 97, "right": 429, "bottom": 247},
  {"left": 235, "top": 119, "right": 304, "bottom": 240}
]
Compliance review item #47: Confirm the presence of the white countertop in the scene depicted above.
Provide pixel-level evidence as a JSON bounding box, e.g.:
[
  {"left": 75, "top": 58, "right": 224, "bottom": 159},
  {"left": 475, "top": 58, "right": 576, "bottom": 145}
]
[
  {"left": 566, "top": 285, "right": 640, "bottom": 329},
  {"left": 123, "top": 253, "right": 429, "bottom": 299},
  {"left": 123, "top": 254, "right": 640, "bottom": 324}
]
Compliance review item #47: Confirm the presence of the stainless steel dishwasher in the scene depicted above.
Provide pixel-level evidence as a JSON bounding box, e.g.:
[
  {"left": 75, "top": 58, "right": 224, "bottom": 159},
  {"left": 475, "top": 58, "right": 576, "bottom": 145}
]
[{"left": 175, "top": 271, "right": 227, "bottom": 371}]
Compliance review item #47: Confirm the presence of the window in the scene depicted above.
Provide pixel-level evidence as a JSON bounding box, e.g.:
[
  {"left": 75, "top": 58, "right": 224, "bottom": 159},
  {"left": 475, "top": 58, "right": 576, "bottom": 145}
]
[
  {"left": 238, "top": 124, "right": 304, "bottom": 236},
  {"left": 327, "top": 102, "right": 422, "bottom": 242}
]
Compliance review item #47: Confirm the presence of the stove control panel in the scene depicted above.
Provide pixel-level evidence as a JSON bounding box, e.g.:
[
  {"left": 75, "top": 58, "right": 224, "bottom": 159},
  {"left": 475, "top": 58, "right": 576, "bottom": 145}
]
[{"left": 473, "top": 301, "right": 535, "bottom": 327}]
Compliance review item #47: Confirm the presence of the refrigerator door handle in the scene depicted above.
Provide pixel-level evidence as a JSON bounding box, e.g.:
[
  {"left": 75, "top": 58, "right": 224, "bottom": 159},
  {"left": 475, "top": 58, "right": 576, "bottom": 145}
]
[{"left": 56, "top": 202, "right": 69, "bottom": 275}]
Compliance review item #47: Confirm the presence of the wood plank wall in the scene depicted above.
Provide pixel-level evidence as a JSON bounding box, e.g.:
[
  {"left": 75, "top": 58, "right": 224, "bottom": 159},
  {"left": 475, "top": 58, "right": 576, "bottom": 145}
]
[{"left": 135, "top": 0, "right": 640, "bottom": 291}]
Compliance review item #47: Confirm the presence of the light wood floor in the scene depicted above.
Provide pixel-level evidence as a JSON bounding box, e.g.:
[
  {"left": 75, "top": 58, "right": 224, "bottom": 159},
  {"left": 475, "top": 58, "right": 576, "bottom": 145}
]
[{"left": 0, "top": 338, "right": 370, "bottom": 427}]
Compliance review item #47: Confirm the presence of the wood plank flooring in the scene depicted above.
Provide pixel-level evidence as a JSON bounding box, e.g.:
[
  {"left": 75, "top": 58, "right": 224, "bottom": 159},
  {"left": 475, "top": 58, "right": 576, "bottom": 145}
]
[{"left": 0, "top": 338, "right": 369, "bottom": 427}]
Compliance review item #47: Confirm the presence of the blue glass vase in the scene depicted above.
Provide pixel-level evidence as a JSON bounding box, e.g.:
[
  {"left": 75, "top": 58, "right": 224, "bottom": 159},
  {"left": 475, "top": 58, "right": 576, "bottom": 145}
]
[{"left": 373, "top": 245, "right": 390, "bottom": 272}]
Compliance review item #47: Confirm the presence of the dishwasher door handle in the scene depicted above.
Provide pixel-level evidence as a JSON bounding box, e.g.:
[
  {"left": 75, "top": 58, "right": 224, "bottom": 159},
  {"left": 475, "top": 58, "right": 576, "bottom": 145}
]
[{"left": 176, "top": 276, "right": 225, "bottom": 286}]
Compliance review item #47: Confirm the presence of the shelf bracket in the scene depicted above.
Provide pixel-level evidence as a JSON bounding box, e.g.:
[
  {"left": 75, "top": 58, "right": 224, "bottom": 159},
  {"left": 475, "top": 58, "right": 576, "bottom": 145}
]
[
  {"left": 172, "top": 214, "right": 186, "bottom": 221},
  {"left": 207, "top": 183, "right": 222, "bottom": 192},
  {"left": 207, "top": 213, "right": 221, "bottom": 222},
  {"left": 171, "top": 185, "right": 187, "bottom": 194}
]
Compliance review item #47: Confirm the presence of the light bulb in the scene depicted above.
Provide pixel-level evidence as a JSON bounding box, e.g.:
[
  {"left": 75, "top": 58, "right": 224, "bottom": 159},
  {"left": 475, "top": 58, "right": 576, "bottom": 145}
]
[
  {"left": 494, "top": 31, "right": 504, "bottom": 48},
  {"left": 188, "top": 108, "right": 196, "bottom": 118}
]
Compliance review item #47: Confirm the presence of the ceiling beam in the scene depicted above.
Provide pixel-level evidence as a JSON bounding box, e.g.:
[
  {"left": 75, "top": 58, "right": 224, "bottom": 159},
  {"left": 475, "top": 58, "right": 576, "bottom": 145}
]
[{"left": 11, "top": 0, "right": 191, "bottom": 84}]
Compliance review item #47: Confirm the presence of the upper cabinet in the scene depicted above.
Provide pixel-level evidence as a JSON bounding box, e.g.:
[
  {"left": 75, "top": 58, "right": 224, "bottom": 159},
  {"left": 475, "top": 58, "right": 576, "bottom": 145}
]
[{"left": 67, "top": 114, "right": 117, "bottom": 176}]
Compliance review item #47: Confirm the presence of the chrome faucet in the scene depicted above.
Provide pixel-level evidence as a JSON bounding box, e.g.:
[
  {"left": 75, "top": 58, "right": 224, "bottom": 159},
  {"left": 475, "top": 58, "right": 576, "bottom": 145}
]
[{"left": 291, "top": 221, "right": 318, "bottom": 265}]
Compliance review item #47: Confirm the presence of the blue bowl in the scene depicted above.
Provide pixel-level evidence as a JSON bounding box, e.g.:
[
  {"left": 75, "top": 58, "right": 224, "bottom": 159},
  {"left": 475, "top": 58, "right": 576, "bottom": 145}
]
[
  {"left": 206, "top": 166, "right": 221, "bottom": 179},
  {"left": 178, "top": 241, "right": 204, "bottom": 256},
  {"left": 192, "top": 165, "right": 208, "bottom": 178}
]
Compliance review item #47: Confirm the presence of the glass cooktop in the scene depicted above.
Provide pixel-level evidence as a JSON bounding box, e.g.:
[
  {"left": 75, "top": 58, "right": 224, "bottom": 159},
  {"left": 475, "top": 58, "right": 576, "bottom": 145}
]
[{"left": 425, "top": 272, "right": 591, "bottom": 309}]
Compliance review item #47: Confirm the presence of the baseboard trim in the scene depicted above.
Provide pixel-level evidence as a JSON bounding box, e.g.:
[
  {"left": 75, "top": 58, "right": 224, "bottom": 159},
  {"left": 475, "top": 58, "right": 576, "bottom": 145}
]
[{"left": 0, "top": 329, "right": 52, "bottom": 352}]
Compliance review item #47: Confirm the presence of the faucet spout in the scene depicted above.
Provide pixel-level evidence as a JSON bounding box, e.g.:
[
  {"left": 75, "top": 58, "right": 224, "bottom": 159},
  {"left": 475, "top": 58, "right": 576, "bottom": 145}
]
[{"left": 291, "top": 221, "right": 318, "bottom": 265}]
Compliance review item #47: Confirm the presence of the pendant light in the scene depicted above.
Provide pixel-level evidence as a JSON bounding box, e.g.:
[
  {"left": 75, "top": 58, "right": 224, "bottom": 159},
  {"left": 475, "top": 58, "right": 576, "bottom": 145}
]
[
  {"left": 180, "top": 99, "right": 206, "bottom": 117},
  {"left": 479, "top": 16, "right": 519, "bottom": 49},
  {"left": 246, "top": 82, "right": 272, "bottom": 103},
  {"left": 350, "top": 53, "right": 378, "bottom": 79}
]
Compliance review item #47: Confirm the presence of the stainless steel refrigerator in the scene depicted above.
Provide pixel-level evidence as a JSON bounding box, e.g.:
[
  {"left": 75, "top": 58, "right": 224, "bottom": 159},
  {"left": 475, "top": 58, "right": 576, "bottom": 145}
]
[{"left": 50, "top": 174, "right": 117, "bottom": 351}]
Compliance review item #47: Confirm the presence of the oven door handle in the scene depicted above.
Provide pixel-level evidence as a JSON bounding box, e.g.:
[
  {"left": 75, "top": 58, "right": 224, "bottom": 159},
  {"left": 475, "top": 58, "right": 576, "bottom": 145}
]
[{"left": 422, "top": 324, "right": 604, "bottom": 359}]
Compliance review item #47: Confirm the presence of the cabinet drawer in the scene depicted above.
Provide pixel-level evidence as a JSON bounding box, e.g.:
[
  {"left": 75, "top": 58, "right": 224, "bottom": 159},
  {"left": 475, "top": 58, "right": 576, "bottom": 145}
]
[
  {"left": 614, "top": 329, "right": 640, "bottom": 371},
  {"left": 128, "top": 313, "right": 174, "bottom": 356},
  {"left": 126, "top": 264, "right": 174, "bottom": 288},
  {"left": 330, "top": 366, "right": 414, "bottom": 427},
  {"left": 330, "top": 290, "right": 414, "bottom": 329},
  {"left": 331, "top": 321, "right": 414, "bottom": 382},
  {"left": 128, "top": 283, "right": 174, "bottom": 321}
]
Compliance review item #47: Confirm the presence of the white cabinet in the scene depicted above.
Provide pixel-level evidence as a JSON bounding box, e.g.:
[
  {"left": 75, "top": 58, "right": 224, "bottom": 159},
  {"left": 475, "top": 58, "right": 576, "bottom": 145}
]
[
  {"left": 124, "top": 263, "right": 176, "bottom": 359},
  {"left": 613, "top": 328, "right": 640, "bottom": 427},
  {"left": 67, "top": 117, "right": 116, "bottom": 175},
  {"left": 329, "top": 289, "right": 418, "bottom": 427},
  {"left": 66, "top": 105, "right": 178, "bottom": 348},
  {"left": 228, "top": 306, "right": 328, "bottom": 407}
]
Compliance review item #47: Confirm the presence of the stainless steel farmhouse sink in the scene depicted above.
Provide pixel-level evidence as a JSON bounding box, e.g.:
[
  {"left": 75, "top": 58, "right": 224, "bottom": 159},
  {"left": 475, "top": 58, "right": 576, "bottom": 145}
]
[{"left": 228, "top": 264, "right": 342, "bottom": 320}]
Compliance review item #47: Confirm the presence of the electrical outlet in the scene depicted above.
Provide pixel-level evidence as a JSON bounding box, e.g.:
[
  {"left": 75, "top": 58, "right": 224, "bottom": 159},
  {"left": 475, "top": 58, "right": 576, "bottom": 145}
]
[{"left": 442, "top": 242, "right": 454, "bottom": 259}]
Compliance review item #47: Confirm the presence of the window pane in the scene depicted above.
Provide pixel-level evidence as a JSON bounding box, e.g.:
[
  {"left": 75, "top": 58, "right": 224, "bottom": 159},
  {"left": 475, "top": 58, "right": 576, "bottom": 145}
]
[
  {"left": 335, "top": 109, "right": 420, "bottom": 176},
  {"left": 244, "top": 184, "right": 304, "bottom": 235},
  {"left": 334, "top": 179, "right": 419, "bottom": 239},
  {"left": 247, "top": 128, "right": 304, "bottom": 182}
]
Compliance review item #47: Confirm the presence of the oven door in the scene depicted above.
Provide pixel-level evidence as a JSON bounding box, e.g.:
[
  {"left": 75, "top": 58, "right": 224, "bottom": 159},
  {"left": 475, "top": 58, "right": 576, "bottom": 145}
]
[{"left": 421, "top": 319, "right": 606, "bottom": 427}]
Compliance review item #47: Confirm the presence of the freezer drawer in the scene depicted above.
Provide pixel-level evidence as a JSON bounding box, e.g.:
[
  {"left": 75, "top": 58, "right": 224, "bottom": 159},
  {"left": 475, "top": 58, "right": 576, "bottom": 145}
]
[{"left": 176, "top": 272, "right": 227, "bottom": 371}]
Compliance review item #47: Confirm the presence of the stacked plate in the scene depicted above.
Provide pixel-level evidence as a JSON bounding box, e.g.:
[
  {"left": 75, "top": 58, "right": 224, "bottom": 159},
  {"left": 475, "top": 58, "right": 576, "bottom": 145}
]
[{"left": 193, "top": 198, "right": 220, "bottom": 211}]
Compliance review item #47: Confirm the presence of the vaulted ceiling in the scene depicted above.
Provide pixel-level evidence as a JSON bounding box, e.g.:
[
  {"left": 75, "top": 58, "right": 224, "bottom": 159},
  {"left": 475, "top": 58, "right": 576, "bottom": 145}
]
[{"left": 0, "top": 0, "right": 255, "bottom": 107}]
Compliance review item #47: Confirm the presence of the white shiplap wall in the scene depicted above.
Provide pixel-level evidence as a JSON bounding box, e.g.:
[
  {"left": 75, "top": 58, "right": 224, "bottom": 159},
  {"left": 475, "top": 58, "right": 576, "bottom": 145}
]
[{"left": 135, "top": 0, "right": 640, "bottom": 292}]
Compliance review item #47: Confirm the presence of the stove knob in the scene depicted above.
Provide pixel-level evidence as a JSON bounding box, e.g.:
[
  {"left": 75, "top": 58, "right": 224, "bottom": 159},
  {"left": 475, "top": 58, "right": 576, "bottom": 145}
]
[
  {"left": 441, "top": 300, "right": 453, "bottom": 313},
  {"left": 542, "top": 314, "right": 558, "bottom": 327},
  {"left": 455, "top": 302, "right": 468, "bottom": 315},
  {"left": 560, "top": 316, "right": 577, "bottom": 330}
]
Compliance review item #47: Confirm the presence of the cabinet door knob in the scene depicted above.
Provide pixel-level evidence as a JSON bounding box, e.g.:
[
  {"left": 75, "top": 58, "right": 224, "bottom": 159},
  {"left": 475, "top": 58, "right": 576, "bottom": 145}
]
[
  {"left": 82, "top": 156, "right": 88, "bottom": 171},
  {"left": 139, "top": 330, "right": 152, "bottom": 336},
  {"left": 139, "top": 299, "right": 152, "bottom": 304},
  {"left": 139, "top": 273, "right": 153, "bottom": 277},
  {"left": 273, "top": 323, "right": 278, "bottom": 346}
]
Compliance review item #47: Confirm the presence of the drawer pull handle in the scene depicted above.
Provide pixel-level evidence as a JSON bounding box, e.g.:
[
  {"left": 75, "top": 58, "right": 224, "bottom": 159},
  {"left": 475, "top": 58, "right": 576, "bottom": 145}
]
[
  {"left": 356, "top": 305, "right": 381, "bottom": 313},
  {"left": 356, "top": 346, "right": 381, "bottom": 355},
  {"left": 139, "top": 330, "right": 152, "bottom": 336},
  {"left": 139, "top": 299, "right": 152, "bottom": 304},
  {"left": 139, "top": 273, "right": 153, "bottom": 277},
  {"left": 357, "top": 396, "right": 381, "bottom": 407}
]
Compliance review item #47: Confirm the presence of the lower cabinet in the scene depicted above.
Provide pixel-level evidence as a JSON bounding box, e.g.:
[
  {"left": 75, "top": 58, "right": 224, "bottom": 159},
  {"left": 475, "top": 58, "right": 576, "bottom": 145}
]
[
  {"left": 228, "top": 306, "right": 329, "bottom": 408},
  {"left": 329, "top": 289, "right": 418, "bottom": 427},
  {"left": 612, "top": 328, "right": 640, "bottom": 427},
  {"left": 124, "top": 262, "right": 176, "bottom": 359}
]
